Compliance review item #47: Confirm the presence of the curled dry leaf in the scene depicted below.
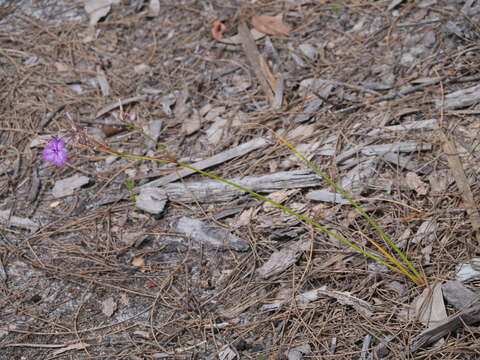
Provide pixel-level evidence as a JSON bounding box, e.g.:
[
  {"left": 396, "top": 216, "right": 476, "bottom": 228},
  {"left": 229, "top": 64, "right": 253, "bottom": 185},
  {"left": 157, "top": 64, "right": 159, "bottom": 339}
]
[
  {"left": 211, "top": 20, "right": 226, "bottom": 41},
  {"left": 251, "top": 14, "right": 292, "bottom": 36},
  {"left": 211, "top": 19, "right": 266, "bottom": 44}
]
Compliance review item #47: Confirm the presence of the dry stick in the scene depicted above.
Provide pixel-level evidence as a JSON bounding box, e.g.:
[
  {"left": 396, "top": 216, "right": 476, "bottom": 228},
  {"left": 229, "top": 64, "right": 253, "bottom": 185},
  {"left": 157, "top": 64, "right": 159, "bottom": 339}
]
[
  {"left": 337, "top": 74, "right": 480, "bottom": 114},
  {"left": 437, "top": 76, "right": 480, "bottom": 246},
  {"left": 237, "top": 20, "right": 276, "bottom": 105},
  {"left": 439, "top": 131, "right": 480, "bottom": 246},
  {"left": 95, "top": 95, "right": 149, "bottom": 119},
  {"left": 335, "top": 77, "right": 447, "bottom": 113}
]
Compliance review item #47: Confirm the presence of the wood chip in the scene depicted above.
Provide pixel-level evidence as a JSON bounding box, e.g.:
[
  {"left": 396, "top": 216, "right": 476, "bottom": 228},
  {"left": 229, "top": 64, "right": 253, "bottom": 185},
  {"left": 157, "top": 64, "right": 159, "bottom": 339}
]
[
  {"left": 442, "top": 280, "right": 478, "bottom": 309},
  {"left": 95, "top": 95, "right": 148, "bottom": 119},
  {"left": 455, "top": 261, "right": 480, "bottom": 282},
  {"left": 0, "top": 209, "right": 39, "bottom": 233},
  {"left": 176, "top": 216, "right": 249, "bottom": 251},
  {"left": 405, "top": 172, "right": 429, "bottom": 195},
  {"left": 257, "top": 239, "right": 310, "bottom": 279},
  {"left": 306, "top": 190, "right": 350, "bottom": 204},
  {"left": 101, "top": 297, "right": 117, "bottom": 317},
  {"left": 414, "top": 282, "right": 447, "bottom": 327},
  {"left": 437, "top": 83, "right": 480, "bottom": 109},
  {"left": 52, "top": 174, "right": 90, "bottom": 198},
  {"left": 135, "top": 188, "right": 167, "bottom": 214}
]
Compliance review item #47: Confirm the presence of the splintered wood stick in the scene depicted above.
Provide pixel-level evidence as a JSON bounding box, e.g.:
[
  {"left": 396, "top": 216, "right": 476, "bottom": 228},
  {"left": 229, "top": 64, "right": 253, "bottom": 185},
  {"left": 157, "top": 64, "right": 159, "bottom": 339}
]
[
  {"left": 439, "top": 130, "right": 480, "bottom": 246},
  {"left": 237, "top": 20, "right": 276, "bottom": 105}
]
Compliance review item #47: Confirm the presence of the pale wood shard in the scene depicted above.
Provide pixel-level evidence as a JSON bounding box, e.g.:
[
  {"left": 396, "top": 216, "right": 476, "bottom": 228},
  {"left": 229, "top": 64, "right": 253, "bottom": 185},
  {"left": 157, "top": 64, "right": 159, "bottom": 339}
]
[
  {"left": 238, "top": 21, "right": 276, "bottom": 105},
  {"left": 176, "top": 216, "right": 249, "bottom": 251},
  {"left": 442, "top": 280, "right": 478, "bottom": 309},
  {"left": 335, "top": 141, "right": 431, "bottom": 164},
  {"left": 152, "top": 169, "right": 322, "bottom": 203},
  {"left": 95, "top": 95, "right": 148, "bottom": 118},
  {"left": 0, "top": 209, "right": 39, "bottom": 233},
  {"left": 138, "top": 138, "right": 269, "bottom": 190},
  {"left": 360, "top": 141, "right": 432, "bottom": 156},
  {"left": 306, "top": 189, "right": 350, "bottom": 204},
  {"left": 366, "top": 119, "right": 438, "bottom": 136},
  {"left": 436, "top": 83, "right": 480, "bottom": 109},
  {"left": 339, "top": 159, "right": 378, "bottom": 195},
  {"left": 382, "top": 152, "right": 433, "bottom": 174},
  {"left": 440, "top": 131, "right": 480, "bottom": 245},
  {"left": 257, "top": 240, "right": 310, "bottom": 279},
  {"left": 261, "top": 284, "right": 374, "bottom": 317}
]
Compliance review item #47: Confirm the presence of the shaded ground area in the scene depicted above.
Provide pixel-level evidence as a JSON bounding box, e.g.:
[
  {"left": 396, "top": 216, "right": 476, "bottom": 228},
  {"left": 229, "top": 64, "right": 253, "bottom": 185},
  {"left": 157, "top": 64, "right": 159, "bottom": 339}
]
[{"left": 1, "top": 0, "right": 480, "bottom": 359}]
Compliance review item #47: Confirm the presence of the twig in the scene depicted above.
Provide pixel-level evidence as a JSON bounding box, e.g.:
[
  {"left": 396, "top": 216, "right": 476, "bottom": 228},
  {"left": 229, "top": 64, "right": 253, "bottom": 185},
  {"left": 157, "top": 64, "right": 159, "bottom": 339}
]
[
  {"left": 336, "top": 77, "right": 447, "bottom": 113},
  {"left": 95, "top": 95, "right": 149, "bottom": 118},
  {"left": 439, "top": 131, "right": 480, "bottom": 245},
  {"left": 237, "top": 21, "right": 276, "bottom": 105}
]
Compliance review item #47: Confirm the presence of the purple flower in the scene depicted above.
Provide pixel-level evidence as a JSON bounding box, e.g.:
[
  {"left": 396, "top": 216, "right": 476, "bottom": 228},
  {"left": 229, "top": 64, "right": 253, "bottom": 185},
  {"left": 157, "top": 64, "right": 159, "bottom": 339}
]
[{"left": 42, "top": 137, "right": 68, "bottom": 167}]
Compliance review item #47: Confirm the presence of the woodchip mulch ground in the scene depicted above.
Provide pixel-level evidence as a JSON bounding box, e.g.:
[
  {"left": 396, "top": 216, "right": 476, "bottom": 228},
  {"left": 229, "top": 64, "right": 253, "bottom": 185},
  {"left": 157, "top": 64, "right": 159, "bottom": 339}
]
[{"left": 1, "top": 1, "right": 480, "bottom": 359}]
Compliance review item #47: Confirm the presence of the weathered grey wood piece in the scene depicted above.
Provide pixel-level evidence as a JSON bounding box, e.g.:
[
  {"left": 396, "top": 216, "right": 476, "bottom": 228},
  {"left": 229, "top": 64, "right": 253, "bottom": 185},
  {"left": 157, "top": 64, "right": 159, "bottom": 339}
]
[
  {"left": 138, "top": 138, "right": 268, "bottom": 190},
  {"left": 176, "top": 216, "right": 249, "bottom": 251},
  {"left": 334, "top": 141, "right": 431, "bottom": 164},
  {"left": 436, "top": 83, "right": 480, "bottom": 109},
  {"left": 442, "top": 280, "right": 478, "bottom": 309},
  {"left": 361, "top": 142, "right": 432, "bottom": 156},
  {"left": 158, "top": 169, "right": 322, "bottom": 203},
  {"left": 382, "top": 153, "right": 433, "bottom": 174},
  {"left": 366, "top": 119, "right": 438, "bottom": 136},
  {"left": 408, "top": 281, "right": 480, "bottom": 352}
]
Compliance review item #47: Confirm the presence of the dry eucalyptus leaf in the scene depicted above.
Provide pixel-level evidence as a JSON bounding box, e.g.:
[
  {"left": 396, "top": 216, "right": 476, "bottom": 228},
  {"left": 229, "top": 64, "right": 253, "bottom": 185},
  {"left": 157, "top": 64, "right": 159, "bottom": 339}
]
[{"left": 251, "top": 14, "right": 292, "bottom": 36}]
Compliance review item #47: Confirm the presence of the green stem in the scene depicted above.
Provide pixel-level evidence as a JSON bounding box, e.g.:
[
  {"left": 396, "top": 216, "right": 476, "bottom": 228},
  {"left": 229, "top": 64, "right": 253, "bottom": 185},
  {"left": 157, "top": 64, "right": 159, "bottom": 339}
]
[{"left": 279, "top": 137, "right": 424, "bottom": 283}]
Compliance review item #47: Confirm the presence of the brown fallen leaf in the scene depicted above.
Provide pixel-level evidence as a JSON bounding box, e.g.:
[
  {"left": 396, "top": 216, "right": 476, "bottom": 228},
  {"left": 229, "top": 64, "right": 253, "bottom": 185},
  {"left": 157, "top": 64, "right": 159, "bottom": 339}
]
[
  {"left": 211, "top": 19, "right": 267, "bottom": 45},
  {"left": 132, "top": 256, "right": 145, "bottom": 267},
  {"left": 251, "top": 14, "right": 292, "bottom": 36},
  {"left": 211, "top": 20, "right": 226, "bottom": 41}
]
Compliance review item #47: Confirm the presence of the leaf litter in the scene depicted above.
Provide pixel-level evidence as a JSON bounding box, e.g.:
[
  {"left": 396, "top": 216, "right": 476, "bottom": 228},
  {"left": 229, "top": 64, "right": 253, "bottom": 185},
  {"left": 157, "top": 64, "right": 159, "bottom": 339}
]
[{"left": 1, "top": 0, "right": 480, "bottom": 359}]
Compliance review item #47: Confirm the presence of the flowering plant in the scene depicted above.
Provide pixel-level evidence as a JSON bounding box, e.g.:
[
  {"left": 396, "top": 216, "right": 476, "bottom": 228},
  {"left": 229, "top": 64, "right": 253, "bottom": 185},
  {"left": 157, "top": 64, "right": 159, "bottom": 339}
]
[
  {"left": 42, "top": 137, "right": 68, "bottom": 167},
  {"left": 42, "top": 122, "right": 425, "bottom": 286}
]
